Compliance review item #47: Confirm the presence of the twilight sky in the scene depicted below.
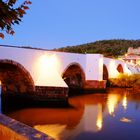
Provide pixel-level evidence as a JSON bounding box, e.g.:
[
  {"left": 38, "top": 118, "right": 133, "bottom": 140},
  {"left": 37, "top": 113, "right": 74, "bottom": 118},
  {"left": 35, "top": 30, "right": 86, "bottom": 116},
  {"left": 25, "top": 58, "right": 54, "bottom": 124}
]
[{"left": 1, "top": 0, "right": 140, "bottom": 49}]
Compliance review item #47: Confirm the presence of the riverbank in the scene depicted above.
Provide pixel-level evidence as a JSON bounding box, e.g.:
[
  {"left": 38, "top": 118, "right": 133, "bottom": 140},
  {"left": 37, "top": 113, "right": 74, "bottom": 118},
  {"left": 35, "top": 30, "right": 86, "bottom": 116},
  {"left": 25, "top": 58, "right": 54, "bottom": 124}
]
[
  {"left": 109, "top": 73, "right": 140, "bottom": 91},
  {"left": 0, "top": 114, "right": 54, "bottom": 140}
]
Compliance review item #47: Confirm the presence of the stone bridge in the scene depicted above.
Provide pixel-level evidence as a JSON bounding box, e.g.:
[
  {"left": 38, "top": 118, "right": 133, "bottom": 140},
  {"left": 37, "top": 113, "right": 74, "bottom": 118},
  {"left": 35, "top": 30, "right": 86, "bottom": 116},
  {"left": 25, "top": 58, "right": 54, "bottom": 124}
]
[{"left": 0, "top": 46, "right": 133, "bottom": 102}]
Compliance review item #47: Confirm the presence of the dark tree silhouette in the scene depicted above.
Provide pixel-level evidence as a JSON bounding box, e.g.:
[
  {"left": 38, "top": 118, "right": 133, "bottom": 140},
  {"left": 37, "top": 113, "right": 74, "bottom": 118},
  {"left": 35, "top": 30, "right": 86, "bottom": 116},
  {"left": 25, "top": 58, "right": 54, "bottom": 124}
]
[{"left": 0, "top": 0, "right": 31, "bottom": 38}]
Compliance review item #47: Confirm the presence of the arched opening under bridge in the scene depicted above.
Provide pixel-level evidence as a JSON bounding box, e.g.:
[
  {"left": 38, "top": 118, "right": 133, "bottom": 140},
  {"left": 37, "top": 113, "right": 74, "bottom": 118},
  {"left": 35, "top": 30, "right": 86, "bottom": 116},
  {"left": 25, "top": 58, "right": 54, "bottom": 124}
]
[
  {"left": 103, "top": 64, "right": 109, "bottom": 87},
  {"left": 62, "top": 63, "right": 85, "bottom": 91},
  {"left": 103, "top": 64, "right": 109, "bottom": 80},
  {"left": 117, "top": 64, "right": 124, "bottom": 73},
  {"left": 0, "top": 60, "right": 35, "bottom": 95}
]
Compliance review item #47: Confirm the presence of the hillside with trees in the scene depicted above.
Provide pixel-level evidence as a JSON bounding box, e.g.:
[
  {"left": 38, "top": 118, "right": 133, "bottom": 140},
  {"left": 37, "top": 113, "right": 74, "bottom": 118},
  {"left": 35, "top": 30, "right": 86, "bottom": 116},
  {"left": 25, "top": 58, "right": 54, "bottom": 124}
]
[{"left": 53, "top": 39, "right": 140, "bottom": 58}]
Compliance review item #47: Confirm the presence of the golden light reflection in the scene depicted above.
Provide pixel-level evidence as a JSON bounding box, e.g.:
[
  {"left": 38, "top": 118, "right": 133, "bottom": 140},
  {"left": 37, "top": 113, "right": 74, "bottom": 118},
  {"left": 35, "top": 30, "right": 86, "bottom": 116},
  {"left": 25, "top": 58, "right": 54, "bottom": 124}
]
[
  {"left": 107, "top": 94, "right": 119, "bottom": 116},
  {"left": 120, "top": 117, "right": 132, "bottom": 123},
  {"left": 125, "top": 53, "right": 128, "bottom": 57},
  {"left": 122, "top": 94, "right": 127, "bottom": 110},
  {"left": 96, "top": 104, "right": 103, "bottom": 131},
  {"left": 34, "top": 124, "right": 66, "bottom": 140}
]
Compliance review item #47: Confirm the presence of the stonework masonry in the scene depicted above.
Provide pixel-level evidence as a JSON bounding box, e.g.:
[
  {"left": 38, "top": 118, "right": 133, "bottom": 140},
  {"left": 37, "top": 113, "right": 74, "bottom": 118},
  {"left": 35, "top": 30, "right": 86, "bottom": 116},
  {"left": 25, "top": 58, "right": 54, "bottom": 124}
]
[
  {"left": 0, "top": 114, "right": 54, "bottom": 140},
  {"left": 35, "top": 86, "right": 68, "bottom": 102},
  {"left": 84, "top": 80, "right": 106, "bottom": 91}
]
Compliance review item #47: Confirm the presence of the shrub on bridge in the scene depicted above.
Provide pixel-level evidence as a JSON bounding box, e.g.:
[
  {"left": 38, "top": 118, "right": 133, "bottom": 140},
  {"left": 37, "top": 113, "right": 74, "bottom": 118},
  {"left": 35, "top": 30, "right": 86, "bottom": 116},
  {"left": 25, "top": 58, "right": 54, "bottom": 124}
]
[{"left": 109, "top": 74, "right": 140, "bottom": 88}]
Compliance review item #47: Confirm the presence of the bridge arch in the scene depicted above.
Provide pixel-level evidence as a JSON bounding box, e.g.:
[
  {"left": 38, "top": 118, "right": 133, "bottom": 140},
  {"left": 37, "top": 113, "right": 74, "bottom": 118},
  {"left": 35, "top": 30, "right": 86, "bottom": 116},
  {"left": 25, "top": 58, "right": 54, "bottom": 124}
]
[
  {"left": 103, "top": 64, "right": 109, "bottom": 80},
  {"left": 62, "top": 63, "right": 85, "bottom": 89},
  {"left": 117, "top": 64, "right": 124, "bottom": 73},
  {"left": 0, "top": 59, "right": 35, "bottom": 94}
]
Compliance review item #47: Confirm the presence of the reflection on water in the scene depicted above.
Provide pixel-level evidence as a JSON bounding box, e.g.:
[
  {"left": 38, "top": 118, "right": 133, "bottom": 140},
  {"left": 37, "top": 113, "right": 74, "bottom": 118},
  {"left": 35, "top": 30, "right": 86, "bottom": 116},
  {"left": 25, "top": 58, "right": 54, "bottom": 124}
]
[
  {"left": 120, "top": 117, "right": 132, "bottom": 123},
  {"left": 107, "top": 93, "right": 120, "bottom": 116},
  {"left": 1, "top": 88, "right": 140, "bottom": 140},
  {"left": 96, "top": 104, "right": 103, "bottom": 130},
  {"left": 122, "top": 94, "right": 127, "bottom": 110},
  {"left": 34, "top": 124, "right": 66, "bottom": 140}
]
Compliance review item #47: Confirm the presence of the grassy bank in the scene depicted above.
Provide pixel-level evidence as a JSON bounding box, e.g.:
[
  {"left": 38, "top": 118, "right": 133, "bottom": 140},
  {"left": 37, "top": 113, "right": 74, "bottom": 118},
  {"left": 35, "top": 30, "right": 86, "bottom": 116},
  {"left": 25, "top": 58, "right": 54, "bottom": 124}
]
[{"left": 109, "top": 74, "right": 140, "bottom": 88}]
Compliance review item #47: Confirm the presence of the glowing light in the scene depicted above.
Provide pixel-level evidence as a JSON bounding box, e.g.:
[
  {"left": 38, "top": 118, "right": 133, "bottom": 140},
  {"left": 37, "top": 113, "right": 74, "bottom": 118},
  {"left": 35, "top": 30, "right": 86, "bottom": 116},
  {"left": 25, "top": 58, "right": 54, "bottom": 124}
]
[
  {"left": 107, "top": 94, "right": 119, "bottom": 116},
  {"left": 34, "top": 124, "right": 66, "bottom": 140},
  {"left": 38, "top": 54, "right": 59, "bottom": 73},
  {"left": 35, "top": 54, "right": 67, "bottom": 87},
  {"left": 122, "top": 94, "right": 127, "bottom": 110},
  {"left": 125, "top": 53, "right": 128, "bottom": 57},
  {"left": 96, "top": 104, "right": 103, "bottom": 130},
  {"left": 120, "top": 117, "right": 132, "bottom": 123}
]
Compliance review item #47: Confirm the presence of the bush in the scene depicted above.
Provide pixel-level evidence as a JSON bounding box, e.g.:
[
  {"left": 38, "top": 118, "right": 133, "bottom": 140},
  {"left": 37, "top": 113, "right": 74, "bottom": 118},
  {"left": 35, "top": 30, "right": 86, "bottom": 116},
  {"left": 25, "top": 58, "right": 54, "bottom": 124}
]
[{"left": 109, "top": 74, "right": 140, "bottom": 87}]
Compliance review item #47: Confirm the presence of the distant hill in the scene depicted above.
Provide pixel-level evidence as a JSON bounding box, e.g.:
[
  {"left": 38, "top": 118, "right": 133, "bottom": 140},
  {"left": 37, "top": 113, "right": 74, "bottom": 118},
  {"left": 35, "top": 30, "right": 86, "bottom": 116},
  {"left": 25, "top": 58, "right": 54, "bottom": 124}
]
[{"left": 53, "top": 39, "right": 140, "bottom": 58}]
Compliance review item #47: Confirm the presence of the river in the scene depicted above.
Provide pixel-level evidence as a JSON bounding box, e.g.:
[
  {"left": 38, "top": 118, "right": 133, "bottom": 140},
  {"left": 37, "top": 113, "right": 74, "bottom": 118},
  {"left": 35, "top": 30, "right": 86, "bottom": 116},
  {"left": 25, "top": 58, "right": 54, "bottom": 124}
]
[{"left": 1, "top": 88, "right": 140, "bottom": 140}]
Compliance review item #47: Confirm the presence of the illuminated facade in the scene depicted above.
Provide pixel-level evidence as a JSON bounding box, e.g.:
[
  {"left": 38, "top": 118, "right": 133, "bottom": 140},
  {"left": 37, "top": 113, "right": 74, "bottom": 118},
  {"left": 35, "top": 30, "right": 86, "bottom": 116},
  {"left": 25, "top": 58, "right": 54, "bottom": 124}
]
[
  {"left": 0, "top": 46, "right": 137, "bottom": 100},
  {"left": 121, "top": 47, "right": 140, "bottom": 65}
]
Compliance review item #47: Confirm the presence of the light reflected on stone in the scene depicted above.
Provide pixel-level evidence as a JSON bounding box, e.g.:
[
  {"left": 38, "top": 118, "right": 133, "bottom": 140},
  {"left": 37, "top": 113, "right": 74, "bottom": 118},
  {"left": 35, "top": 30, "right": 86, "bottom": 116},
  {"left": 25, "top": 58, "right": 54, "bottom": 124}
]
[
  {"left": 35, "top": 54, "right": 67, "bottom": 87},
  {"left": 0, "top": 124, "right": 27, "bottom": 140}
]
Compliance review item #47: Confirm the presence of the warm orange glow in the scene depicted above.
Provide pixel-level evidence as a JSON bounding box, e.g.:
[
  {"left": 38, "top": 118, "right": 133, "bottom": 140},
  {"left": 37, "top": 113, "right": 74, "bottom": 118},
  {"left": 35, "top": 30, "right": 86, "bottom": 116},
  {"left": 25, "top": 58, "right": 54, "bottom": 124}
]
[
  {"left": 38, "top": 54, "right": 59, "bottom": 74},
  {"left": 35, "top": 54, "right": 67, "bottom": 87},
  {"left": 34, "top": 124, "right": 66, "bottom": 140},
  {"left": 107, "top": 94, "right": 119, "bottom": 116},
  {"left": 125, "top": 53, "right": 128, "bottom": 57},
  {"left": 0, "top": 124, "right": 27, "bottom": 140},
  {"left": 137, "top": 60, "right": 140, "bottom": 65},
  {"left": 96, "top": 104, "right": 103, "bottom": 130},
  {"left": 120, "top": 117, "right": 132, "bottom": 123},
  {"left": 122, "top": 94, "right": 127, "bottom": 110}
]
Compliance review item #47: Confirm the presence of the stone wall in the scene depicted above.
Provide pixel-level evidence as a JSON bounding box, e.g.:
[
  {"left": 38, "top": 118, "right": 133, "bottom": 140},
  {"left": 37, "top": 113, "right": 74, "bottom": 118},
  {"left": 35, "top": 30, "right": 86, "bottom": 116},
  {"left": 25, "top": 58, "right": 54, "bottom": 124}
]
[
  {"left": 0, "top": 60, "right": 35, "bottom": 94},
  {"left": 84, "top": 80, "right": 106, "bottom": 91},
  {"left": 0, "top": 114, "right": 54, "bottom": 140},
  {"left": 34, "top": 86, "right": 68, "bottom": 102}
]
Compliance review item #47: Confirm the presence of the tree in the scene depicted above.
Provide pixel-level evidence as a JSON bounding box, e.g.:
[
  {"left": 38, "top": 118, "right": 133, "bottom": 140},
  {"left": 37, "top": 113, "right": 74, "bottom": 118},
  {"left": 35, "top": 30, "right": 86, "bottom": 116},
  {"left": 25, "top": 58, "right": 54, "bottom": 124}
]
[{"left": 0, "top": 0, "right": 32, "bottom": 39}]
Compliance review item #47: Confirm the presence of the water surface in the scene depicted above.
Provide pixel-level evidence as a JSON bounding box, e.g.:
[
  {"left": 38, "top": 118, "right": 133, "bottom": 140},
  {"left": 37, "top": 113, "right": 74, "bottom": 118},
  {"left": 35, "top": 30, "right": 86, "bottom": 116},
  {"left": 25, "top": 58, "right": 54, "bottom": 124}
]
[{"left": 2, "top": 88, "right": 140, "bottom": 140}]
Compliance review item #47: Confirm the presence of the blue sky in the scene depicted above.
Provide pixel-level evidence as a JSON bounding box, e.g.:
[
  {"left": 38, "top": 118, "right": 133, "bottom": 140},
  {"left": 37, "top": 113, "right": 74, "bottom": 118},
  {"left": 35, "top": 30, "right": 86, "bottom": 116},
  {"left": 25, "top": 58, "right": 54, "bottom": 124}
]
[{"left": 1, "top": 0, "right": 140, "bottom": 49}]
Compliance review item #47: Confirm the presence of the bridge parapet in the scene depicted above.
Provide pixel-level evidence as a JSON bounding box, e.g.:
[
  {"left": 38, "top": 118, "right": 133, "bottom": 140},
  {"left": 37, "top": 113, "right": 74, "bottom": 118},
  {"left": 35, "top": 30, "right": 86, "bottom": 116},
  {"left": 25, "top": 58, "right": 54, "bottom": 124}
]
[{"left": 1, "top": 46, "right": 137, "bottom": 101}]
